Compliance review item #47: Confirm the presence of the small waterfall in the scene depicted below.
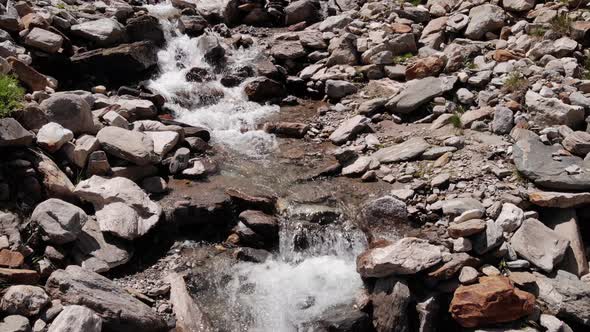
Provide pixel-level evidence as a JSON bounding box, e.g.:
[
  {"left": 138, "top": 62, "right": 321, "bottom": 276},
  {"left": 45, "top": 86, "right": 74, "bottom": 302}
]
[
  {"left": 146, "top": 2, "right": 280, "bottom": 156},
  {"left": 147, "top": 3, "right": 368, "bottom": 331}
]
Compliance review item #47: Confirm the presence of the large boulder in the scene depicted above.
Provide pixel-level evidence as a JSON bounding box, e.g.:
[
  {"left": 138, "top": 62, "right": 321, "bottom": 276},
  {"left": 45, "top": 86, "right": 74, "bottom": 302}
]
[
  {"left": 40, "top": 94, "right": 94, "bottom": 135},
  {"left": 74, "top": 176, "right": 162, "bottom": 240},
  {"left": 510, "top": 218, "right": 569, "bottom": 273},
  {"left": 464, "top": 4, "right": 506, "bottom": 40},
  {"left": 357, "top": 237, "right": 442, "bottom": 277},
  {"left": 385, "top": 76, "right": 456, "bottom": 113},
  {"left": 24, "top": 27, "right": 63, "bottom": 53},
  {"left": 0, "top": 118, "right": 34, "bottom": 147},
  {"left": 45, "top": 265, "right": 166, "bottom": 331},
  {"left": 31, "top": 198, "right": 87, "bottom": 244},
  {"left": 47, "top": 305, "right": 103, "bottom": 332},
  {"left": 525, "top": 91, "right": 584, "bottom": 129},
  {"left": 71, "top": 18, "right": 125, "bottom": 47},
  {"left": 370, "top": 277, "right": 411, "bottom": 332},
  {"left": 358, "top": 195, "right": 408, "bottom": 240},
  {"left": 0, "top": 285, "right": 50, "bottom": 316},
  {"left": 513, "top": 136, "right": 590, "bottom": 191},
  {"left": 96, "top": 126, "right": 159, "bottom": 165},
  {"left": 450, "top": 276, "right": 535, "bottom": 328},
  {"left": 534, "top": 270, "right": 590, "bottom": 326},
  {"left": 71, "top": 41, "right": 158, "bottom": 76}
]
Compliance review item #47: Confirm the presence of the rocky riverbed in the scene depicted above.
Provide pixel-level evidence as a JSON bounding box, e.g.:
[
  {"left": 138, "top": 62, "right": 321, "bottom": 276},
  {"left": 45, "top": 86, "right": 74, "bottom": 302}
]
[{"left": 2, "top": 0, "right": 590, "bottom": 331}]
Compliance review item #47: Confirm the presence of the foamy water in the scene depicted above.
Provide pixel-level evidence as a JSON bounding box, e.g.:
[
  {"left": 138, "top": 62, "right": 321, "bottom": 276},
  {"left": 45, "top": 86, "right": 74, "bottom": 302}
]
[{"left": 146, "top": 2, "right": 279, "bottom": 156}]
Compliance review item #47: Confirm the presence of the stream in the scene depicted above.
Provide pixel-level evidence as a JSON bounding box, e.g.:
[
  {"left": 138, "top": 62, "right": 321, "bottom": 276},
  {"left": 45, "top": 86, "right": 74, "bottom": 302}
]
[{"left": 146, "top": 3, "right": 373, "bottom": 331}]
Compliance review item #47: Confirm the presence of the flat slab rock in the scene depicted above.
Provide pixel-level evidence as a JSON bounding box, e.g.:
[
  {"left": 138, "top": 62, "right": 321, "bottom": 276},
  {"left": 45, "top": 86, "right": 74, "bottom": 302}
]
[
  {"left": 528, "top": 190, "right": 590, "bottom": 208},
  {"left": 513, "top": 136, "right": 590, "bottom": 191},
  {"left": 45, "top": 265, "right": 166, "bottom": 332},
  {"left": 371, "top": 137, "right": 430, "bottom": 163},
  {"left": 534, "top": 270, "right": 590, "bottom": 326},
  {"left": 357, "top": 237, "right": 442, "bottom": 278}
]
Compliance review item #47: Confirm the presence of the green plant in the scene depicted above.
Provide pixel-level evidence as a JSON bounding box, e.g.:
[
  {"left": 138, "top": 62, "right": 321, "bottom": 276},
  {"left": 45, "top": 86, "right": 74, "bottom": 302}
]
[
  {"left": 583, "top": 56, "right": 590, "bottom": 80},
  {"left": 450, "top": 113, "right": 462, "bottom": 128},
  {"left": 498, "top": 259, "right": 508, "bottom": 273},
  {"left": 56, "top": 3, "right": 65, "bottom": 9},
  {"left": 503, "top": 72, "right": 528, "bottom": 93},
  {"left": 529, "top": 26, "right": 547, "bottom": 38},
  {"left": 394, "top": 52, "right": 414, "bottom": 64},
  {"left": 0, "top": 74, "right": 24, "bottom": 118},
  {"left": 550, "top": 12, "right": 572, "bottom": 35}
]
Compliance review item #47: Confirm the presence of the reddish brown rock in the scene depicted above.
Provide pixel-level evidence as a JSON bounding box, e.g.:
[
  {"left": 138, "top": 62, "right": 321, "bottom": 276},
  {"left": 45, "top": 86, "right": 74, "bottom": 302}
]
[
  {"left": 7, "top": 57, "right": 49, "bottom": 91},
  {"left": 0, "top": 249, "right": 24, "bottom": 268},
  {"left": 405, "top": 56, "right": 445, "bottom": 80},
  {"left": 263, "top": 122, "right": 309, "bottom": 138},
  {"left": 449, "top": 276, "right": 535, "bottom": 328},
  {"left": 391, "top": 23, "right": 412, "bottom": 33},
  {"left": 0, "top": 268, "right": 40, "bottom": 284}
]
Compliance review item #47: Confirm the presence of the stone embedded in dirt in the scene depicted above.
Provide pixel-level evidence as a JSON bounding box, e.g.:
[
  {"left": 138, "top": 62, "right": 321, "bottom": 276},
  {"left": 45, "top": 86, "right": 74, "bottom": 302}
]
[
  {"left": 357, "top": 237, "right": 442, "bottom": 277},
  {"left": 385, "top": 76, "right": 457, "bottom": 114},
  {"left": 543, "top": 209, "right": 589, "bottom": 277},
  {"left": 359, "top": 195, "right": 408, "bottom": 239},
  {"left": 31, "top": 198, "right": 87, "bottom": 245},
  {"left": 449, "top": 276, "right": 535, "bottom": 328},
  {"left": 370, "top": 277, "right": 410, "bottom": 332},
  {"left": 46, "top": 265, "right": 166, "bottom": 332},
  {"left": 1, "top": 285, "right": 50, "bottom": 317},
  {"left": 448, "top": 219, "right": 486, "bottom": 238},
  {"left": 71, "top": 18, "right": 125, "bottom": 47},
  {"left": 47, "top": 305, "right": 102, "bottom": 332},
  {"left": 97, "top": 126, "right": 159, "bottom": 166},
  {"left": 510, "top": 218, "right": 569, "bottom": 273},
  {"left": 72, "top": 218, "right": 132, "bottom": 273},
  {"left": 239, "top": 210, "right": 278, "bottom": 240},
  {"left": 535, "top": 270, "right": 590, "bottom": 326},
  {"left": 427, "top": 253, "right": 481, "bottom": 281},
  {"left": 244, "top": 77, "right": 286, "bottom": 102},
  {"left": 460, "top": 107, "right": 493, "bottom": 128},
  {"left": 464, "top": 4, "right": 506, "bottom": 40},
  {"left": 40, "top": 93, "right": 95, "bottom": 135},
  {"left": 495, "top": 203, "right": 524, "bottom": 233},
  {"left": 166, "top": 273, "right": 215, "bottom": 332},
  {"left": 0, "top": 315, "right": 30, "bottom": 332},
  {"left": 529, "top": 190, "right": 590, "bottom": 208},
  {"left": 36, "top": 122, "right": 74, "bottom": 153},
  {"left": 525, "top": 90, "right": 584, "bottom": 129},
  {"left": 562, "top": 131, "right": 590, "bottom": 157},
  {"left": 329, "top": 115, "right": 370, "bottom": 145},
  {"left": 74, "top": 176, "right": 162, "bottom": 240},
  {"left": 319, "top": 13, "right": 352, "bottom": 32},
  {"left": 0, "top": 118, "right": 34, "bottom": 147},
  {"left": 513, "top": 136, "right": 590, "bottom": 191},
  {"left": 372, "top": 137, "right": 430, "bottom": 163},
  {"left": 405, "top": 56, "right": 445, "bottom": 80}
]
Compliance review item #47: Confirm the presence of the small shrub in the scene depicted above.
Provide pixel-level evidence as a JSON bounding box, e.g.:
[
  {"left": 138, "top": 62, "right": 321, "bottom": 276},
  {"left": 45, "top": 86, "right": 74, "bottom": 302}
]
[
  {"left": 529, "top": 27, "right": 547, "bottom": 38},
  {"left": 0, "top": 75, "right": 25, "bottom": 118},
  {"left": 550, "top": 13, "right": 572, "bottom": 35},
  {"left": 503, "top": 72, "right": 528, "bottom": 93},
  {"left": 394, "top": 52, "right": 413, "bottom": 64},
  {"left": 450, "top": 113, "right": 462, "bottom": 128}
]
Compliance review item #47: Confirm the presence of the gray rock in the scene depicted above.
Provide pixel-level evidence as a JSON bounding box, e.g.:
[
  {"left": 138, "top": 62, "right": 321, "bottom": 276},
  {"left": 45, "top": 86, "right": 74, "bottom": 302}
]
[
  {"left": 71, "top": 18, "right": 125, "bottom": 47},
  {"left": 342, "top": 156, "right": 372, "bottom": 177},
  {"left": 47, "top": 305, "right": 102, "bottom": 332},
  {"left": 1, "top": 285, "right": 49, "bottom": 316},
  {"left": 40, "top": 94, "right": 95, "bottom": 135},
  {"left": 142, "top": 176, "right": 168, "bottom": 194},
  {"left": 325, "top": 79, "right": 357, "bottom": 99},
  {"left": 63, "top": 135, "right": 100, "bottom": 168},
  {"left": 491, "top": 106, "right": 514, "bottom": 134},
  {"left": 562, "top": 131, "right": 590, "bottom": 157},
  {"left": 144, "top": 131, "right": 179, "bottom": 156},
  {"left": 97, "top": 126, "right": 159, "bottom": 166},
  {"left": 440, "top": 198, "right": 485, "bottom": 216},
  {"left": 45, "top": 265, "right": 166, "bottom": 331},
  {"left": 535, "top": 270, "right": 590, "bottom": 326},
  {"left": 525, "top": 91, "right": 584, "bottom": 129},
  {"left": 503, "top": 0, "right": 535, "bottom": 12},
  {"left": 495, "top": 203, "right": 523, "bottom": 233},
  {"left": 448, "top": 219, "right": 486, "bottom": 238},
  {"left": 510, "top": 218, "right": 569, "bottom": 273},
  {"left": 36, "top": 122, "right": 74, "bottom": 153},
  {"left": 370, "top": 277, "right": 410, "bottom": 332},
  {"left": 359, "top": 195, "right": 408, "bottom": 239},
  {"left": 357, "top": 237, "right": 442, "bottom": 277},
  {"left": 472, "top": 219, "right": 504, "bottom": 255},
  {"left": 372, "top": 137, "right": 430, "bottom": 163},
  {"left": 169, "top": 147, "right": 191, "bottom": 174},
  {"left": 544, "top": 209, "right": 589, "bottom": 277},
  {"left": 166, "top": 273, "right": 215, "bottom": 332},
  {"left": 465, "top": 4, "right": 506, "bottom": 40},
  {"left": 31, "top": 198, "right": 87, "bottom": 244},
  {"left": 0, "top": 118, "right": 34, "bottom": 147},
  {"left": 459, "top": 266, "right": 479, "bottom": 284},
  {"left": 329, "top": 115, "right": 370, "bottom": 145},
  {"left": 271, "top": 40, "right": 306, "bottom": 60},
  {"left": 513, "top": 136, "right": 590, "bottom": 190},
  {"left": 74, "top": 176, "right": 162, "bottom": 240},
  {"left": 72, "top": 218, "right": 132, "bottom": 273},
  {"left": 284, "top": 0, "right": 321, "bottom": 25},
  {"left": 24, "top": 27, "right": 63, "bottom": 53},
  {"left": 0, "top": 315, "right": 30, "bottom": 332},
  {"left": 319, "top": 13, "right": 352, "bottom": 32},
  {"left": 385, "top": 76, "right": 457, "bottom": 113}
]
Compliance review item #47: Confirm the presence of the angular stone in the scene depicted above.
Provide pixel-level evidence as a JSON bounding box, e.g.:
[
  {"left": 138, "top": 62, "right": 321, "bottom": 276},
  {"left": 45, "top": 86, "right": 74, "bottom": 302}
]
[
  {"left": 370, "top": 277, "right": 410, "bottom": 332},
  {"left": 465, "top": 4, "right": 506, "bottom": 40},
  {"left": 71, "top": 18, "right": 125, "bottom": 47},
  {"left": 510, "top": 218, "right": 569, "bottom": 273},
  {"left": 0, "top": 249, "right": 23, "bottom": 268},
  {"left": 31, "top": 198, "right": 87, "bottom": 244},
  {"left": 525, "top": 91, "right": 584, "bottom": 129},
  {"left": 74, "top": 176, "right": 162, "bottom": 240},
  {"left": 0, "top": 315, "right": 30, "bottom": 332},
  {"left": 529, "top": 190, "right": 590, "bottom": 208},
  {"left": 0, "top": 118, "right": 33, "bottom": 147},
  {"left": 47, "top": 305, "right": 102, "bottom": 332},
  {"left": 63, "top": 135, "right": 100, "bottom": 168},
  {"left": 385, "top": 76, "right": 456, "bottom": 114},
  {"left": 562, "top": 131, "right": 590, "bottom": 157},
  {"left": 0, "top": 268, "right": 39, "bottom": 284},
  {"left": 271, "top": 40, "right": 306, "bottom": 60},
  {"left": 40, "top": 94, "right": 95, "bottom": 135},
  {"left": 427, "top": 253, "right": 480, "bottom": 281},
  {"left": 495, "top": 203, "right": 523, "bottom": 233},
  {"left": 329, "top": 115, "right": 370, "bottom": 145},
  {"left": 448, "top": 219, "right": 486, "bottom": 238},
  {"left": 534, "top": 270, "right": 590, "bottom": 326},
  {"left": 71, "top": 42, "right": 157, "bottom": 75},
  {"left": 503, "top": 0, "right": 535, "bottom": 12},
  {"left": 97, "top": 126, "right": 159, "bottom": 165},
  {"left": 544, "top": 209, "right": 589, "bottom": 277},
  {"left": 357, "top": 237, "right": 442, "bottom": 277},
  {"left": 7, "top": 57, "right": 49, "bottom": 91},
  {"left": 45, "top": 265, "right": 166, "bottom": 331},
  {"left": 36, "top": 122, "right": 74, "bottom": 153},
  {"left": 440, "top": 198, "right": 484, "bottom": 216},
  {"left": 450, "top": 276, "right": 534, "bottom": 328},
  {"left": 472, "top": 219, "right": 503, "bottom": 255},
  {"left": 372, "top": 137, "right": 429, "bottom": 163},
  {"left": 24, "top": 28, "right": 63, "bottom": 53},
  {"left": 166, "top": 273, "right": 214, "bottom": 332},
  {"left": 144, "top": 131, "right": 179, "bottom": 156}
]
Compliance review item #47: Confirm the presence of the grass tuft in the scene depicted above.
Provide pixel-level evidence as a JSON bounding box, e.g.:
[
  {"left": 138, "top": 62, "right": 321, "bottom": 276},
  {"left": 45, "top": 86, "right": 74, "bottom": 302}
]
[
  {"left": 550, "top": 13, "right": 572, "bottom": 35},
  {"left": 503, "top": 72, "right": 528, "bottom": 93},
  {"left": 0, "top": 74, "right": 25, "bottom": 118}
]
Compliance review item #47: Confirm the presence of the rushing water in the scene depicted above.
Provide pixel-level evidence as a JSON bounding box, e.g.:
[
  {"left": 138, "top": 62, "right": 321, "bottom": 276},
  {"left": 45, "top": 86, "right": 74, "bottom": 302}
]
[{"left": 147, "top": 3, "right": 367, "bottom": 331}]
